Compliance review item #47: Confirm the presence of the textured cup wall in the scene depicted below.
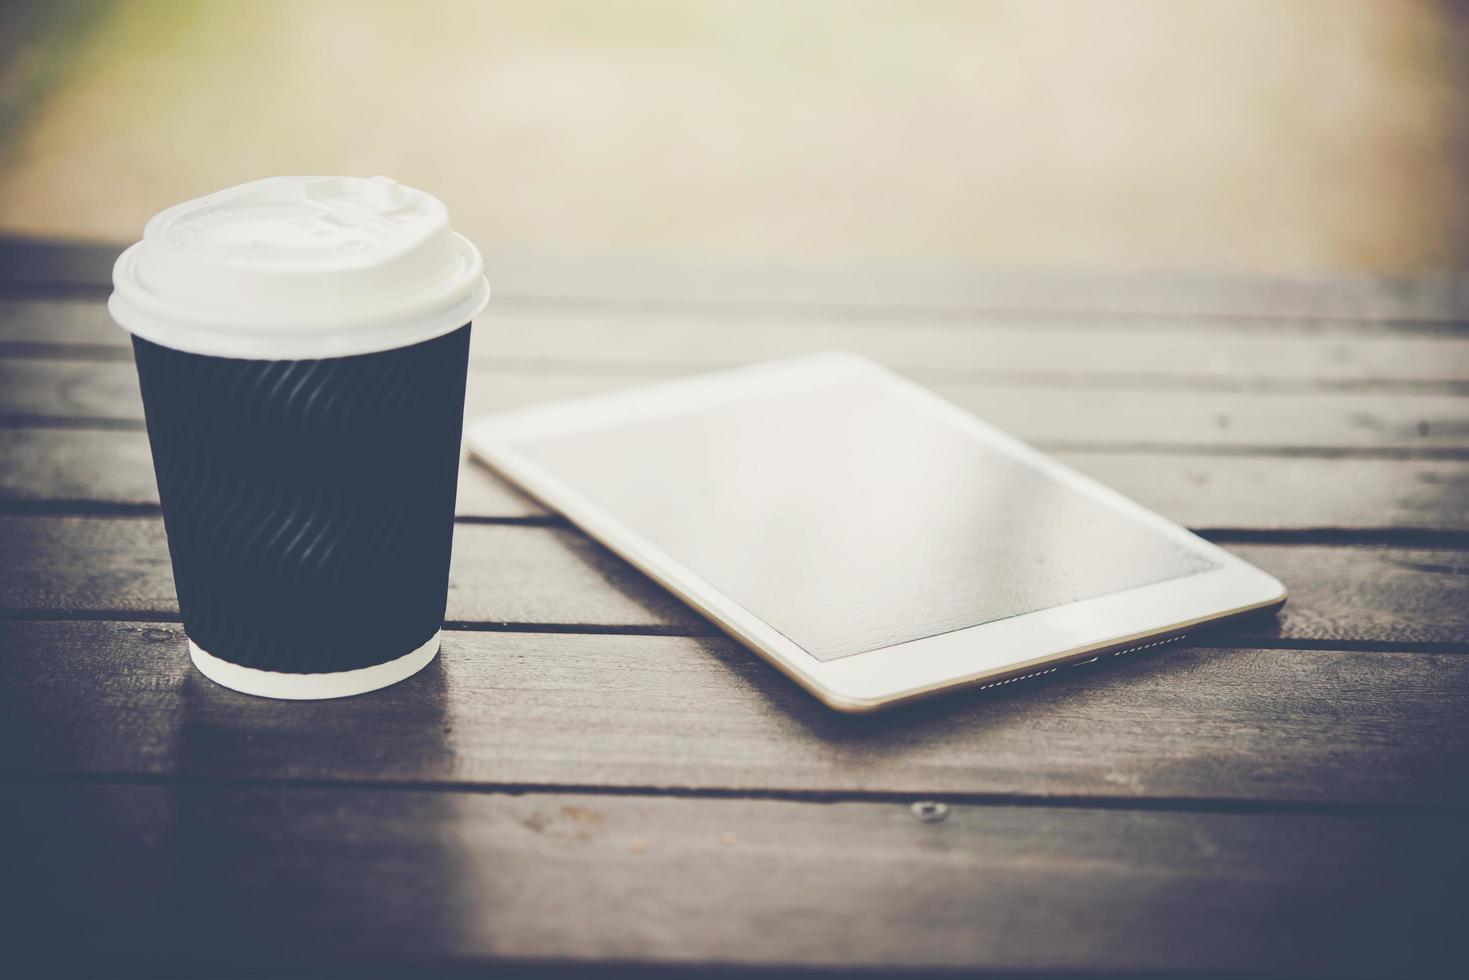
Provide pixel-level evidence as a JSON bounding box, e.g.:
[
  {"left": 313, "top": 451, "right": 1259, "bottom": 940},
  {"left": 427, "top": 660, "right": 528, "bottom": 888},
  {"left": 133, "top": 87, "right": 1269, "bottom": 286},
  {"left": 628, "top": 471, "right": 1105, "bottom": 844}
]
[{"left": 131, "top": 326, "right": 471, "bottom": 673}]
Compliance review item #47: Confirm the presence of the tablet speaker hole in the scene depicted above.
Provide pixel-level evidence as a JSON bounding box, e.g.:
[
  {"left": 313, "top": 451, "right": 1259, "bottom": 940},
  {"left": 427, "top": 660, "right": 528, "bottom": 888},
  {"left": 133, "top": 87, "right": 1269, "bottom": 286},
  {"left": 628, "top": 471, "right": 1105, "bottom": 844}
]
[
  {"left": 974, "top": 635, "right": 1188, "bottom": 692},
  {"left": 1109, "top": 634, "right": 1188, "bottom": 658}
]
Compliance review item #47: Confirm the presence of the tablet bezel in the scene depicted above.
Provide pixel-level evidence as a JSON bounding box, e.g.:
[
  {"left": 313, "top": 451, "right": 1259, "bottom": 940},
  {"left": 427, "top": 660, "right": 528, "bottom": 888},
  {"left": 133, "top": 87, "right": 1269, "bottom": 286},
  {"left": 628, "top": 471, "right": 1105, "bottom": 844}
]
[{"left": 467, "top": 353, "right": 1286, "bottom": 712}]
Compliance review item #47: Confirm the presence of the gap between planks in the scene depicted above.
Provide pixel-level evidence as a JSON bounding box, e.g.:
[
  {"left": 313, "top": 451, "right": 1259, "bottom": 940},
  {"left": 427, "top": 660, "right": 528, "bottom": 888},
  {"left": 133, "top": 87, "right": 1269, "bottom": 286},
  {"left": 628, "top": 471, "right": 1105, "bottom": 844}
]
[
  {"left": 4, "top": 339, "right": 1467, "bottom": 398},
  {"left": 1, "top": 609, "right": 1465, "bottom": 655},
  {"left": 5, "top": 620, "right": 1467, "bottom": 809},
  {"left": 5, "top": 236, "right": 1469, "bottom": 324},
  {"left": 5, "top": 358, "right": 1469, "bottom": 457},
  {"left": 3, "top": 517, "right": 1466, "bottom": 648},
  {"left": 6, "top": 279, "right": 1469, "bottom": 332},
  {"left": 8, "top": 779, "right": 1463, "bottom": 975},
  {"left": 3, "top": 769, "right": 1466, "bottom": 821},
  {"left": 4, "top": 499, "right": 1469, "bottom": 550},
  {"left": 7, "top": 297, "right": 1469, "bottom": 396},
  {"left": 7, "top": 417, "right": 1469, "bottom": 463}
]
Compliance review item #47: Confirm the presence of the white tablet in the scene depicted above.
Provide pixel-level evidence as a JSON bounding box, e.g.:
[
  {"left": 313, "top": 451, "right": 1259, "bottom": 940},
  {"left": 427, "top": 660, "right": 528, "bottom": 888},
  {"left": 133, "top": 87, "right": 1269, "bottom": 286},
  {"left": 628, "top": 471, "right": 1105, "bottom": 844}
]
[{"left": 468, "top": 353, "right": 1285, "bottom": 712}]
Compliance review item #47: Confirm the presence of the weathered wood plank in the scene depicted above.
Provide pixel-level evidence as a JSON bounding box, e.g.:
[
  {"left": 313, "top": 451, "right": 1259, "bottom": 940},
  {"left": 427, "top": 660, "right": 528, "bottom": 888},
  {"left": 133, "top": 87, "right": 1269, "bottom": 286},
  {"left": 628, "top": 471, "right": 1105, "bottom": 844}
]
[
  {"left": 4, "top": 357, "right": 1466, "bottom": 453},
  {"left": 0, "top": 357, "right": 144, "bottom": 423},
  {"left": 0, "top": 428, "right": 543, "bottom": 518},
  {"left": 0, "top": 515, "right": 693, "bottom": 628},
  {"left": 1052, "top": 451, "right": 1469, "bottom": 531},
  {"left": 0, "top": 299, "right": 127, "bottom": 349},
  {"left": 4, "top": 782, "right": 1461, "bottom": 976},
  {"left": 7, "top": 428, "right": 1469, "bottom": 531},
  {"left": 0, "top": 237, "right": 117, "bottom": 294},
  {"left": 472, "top": 312, "right": 1469, "bottom": 388},
  {"left": 3, "top": 620, "right": 1466, "bottom": 807},
  {"left": 5, "top": 239, "right": 1469, "bottom": 320},
  {"left": 0, "top": 427, "right": 160, "bottom": 510},
  {"left": 6, "top": 298, "right": 1469, "bottom": 388},
  {"left": 2, "top": 515, "right": 1465, "bottom": 648},
  {"left": 470, "top": 256, "right": 1469, "bottom": 323}
]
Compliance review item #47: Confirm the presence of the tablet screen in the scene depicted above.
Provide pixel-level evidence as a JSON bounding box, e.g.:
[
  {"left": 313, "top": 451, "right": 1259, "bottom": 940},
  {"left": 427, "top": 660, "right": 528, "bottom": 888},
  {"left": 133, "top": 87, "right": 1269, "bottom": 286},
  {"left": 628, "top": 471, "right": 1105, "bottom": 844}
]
[{"left": 515, "top": 373, "right": 1218, "bottom": 661}]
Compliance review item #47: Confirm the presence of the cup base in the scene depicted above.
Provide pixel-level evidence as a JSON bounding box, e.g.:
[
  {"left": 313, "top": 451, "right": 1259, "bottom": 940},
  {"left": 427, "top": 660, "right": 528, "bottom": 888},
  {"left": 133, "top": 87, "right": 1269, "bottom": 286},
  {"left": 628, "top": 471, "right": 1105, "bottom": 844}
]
[{"left": 188, "top": 631, "right": 441, "bottom": 700}]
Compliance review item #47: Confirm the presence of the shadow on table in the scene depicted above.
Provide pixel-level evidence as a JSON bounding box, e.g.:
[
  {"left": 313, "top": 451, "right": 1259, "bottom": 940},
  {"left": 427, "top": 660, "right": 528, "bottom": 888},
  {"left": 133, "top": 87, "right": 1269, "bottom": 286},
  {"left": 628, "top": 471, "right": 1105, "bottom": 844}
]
[
  {"left": 169, "top": 645, "right": 458, "bottom": 782},
  {"left": 100, "top": 658, "right": 491, "bottom": 969}
]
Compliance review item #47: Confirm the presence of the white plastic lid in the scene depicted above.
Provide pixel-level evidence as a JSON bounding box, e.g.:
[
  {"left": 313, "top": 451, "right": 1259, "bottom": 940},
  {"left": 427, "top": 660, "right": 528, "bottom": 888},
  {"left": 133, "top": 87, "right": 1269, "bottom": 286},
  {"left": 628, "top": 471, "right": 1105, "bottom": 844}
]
[{"left": 109, "top": 176, "right": 490, "bottom": 359}]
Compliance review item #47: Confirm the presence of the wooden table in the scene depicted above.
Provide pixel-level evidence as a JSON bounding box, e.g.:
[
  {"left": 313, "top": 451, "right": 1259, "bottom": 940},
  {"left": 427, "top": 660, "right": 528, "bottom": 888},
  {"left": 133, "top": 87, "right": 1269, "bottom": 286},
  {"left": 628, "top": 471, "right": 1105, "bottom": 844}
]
[{"left": 2, "top": 237, "right": 1467, "bottom": 977}]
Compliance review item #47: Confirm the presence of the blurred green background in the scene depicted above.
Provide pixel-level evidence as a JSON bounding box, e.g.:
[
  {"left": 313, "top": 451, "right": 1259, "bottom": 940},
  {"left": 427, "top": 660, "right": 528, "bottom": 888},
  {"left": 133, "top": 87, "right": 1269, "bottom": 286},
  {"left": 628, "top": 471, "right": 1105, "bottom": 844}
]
[{"left": 2, "top": 0, "right": 1467, "bottom": 274}]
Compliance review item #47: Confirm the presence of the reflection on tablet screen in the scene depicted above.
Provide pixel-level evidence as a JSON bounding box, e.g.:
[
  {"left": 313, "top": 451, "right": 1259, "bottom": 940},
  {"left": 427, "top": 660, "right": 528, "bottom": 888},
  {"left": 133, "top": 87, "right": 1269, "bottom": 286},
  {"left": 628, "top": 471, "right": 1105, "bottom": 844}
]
[{"left": 520, "top": 376, "right": 1217, "bottom": 661}]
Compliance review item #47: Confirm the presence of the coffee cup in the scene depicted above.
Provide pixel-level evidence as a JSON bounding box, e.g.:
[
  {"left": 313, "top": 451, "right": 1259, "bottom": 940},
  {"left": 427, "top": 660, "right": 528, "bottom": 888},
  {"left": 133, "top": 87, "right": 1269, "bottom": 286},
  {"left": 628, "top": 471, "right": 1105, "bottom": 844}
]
[{"left": 108, "top": 176, "right": 489, "bottom": 699}]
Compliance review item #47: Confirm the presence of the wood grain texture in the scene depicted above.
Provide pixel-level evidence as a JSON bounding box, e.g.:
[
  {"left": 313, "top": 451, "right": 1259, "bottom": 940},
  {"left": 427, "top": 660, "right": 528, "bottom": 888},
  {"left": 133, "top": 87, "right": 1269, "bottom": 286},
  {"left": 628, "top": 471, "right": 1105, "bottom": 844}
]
[
  {"left": 4, "top": 782, "right": 1461, "bottom": 976},
  {"left": 5, "top": 245, "right": 1469, "bottom": 319},
  {"left": 7, "top": 298, "right": 1469, "bottom": 388},
  {"left": 2, "top": 515, "right": 1466, "bottom": 648},
  {"left": 4, "top": 620, "right": 1467, "bottom": 806},
  {"left": 0, "top": 298, "right": 127, "bottom": 349},
  {"left": 0, "top": 357, "right": 144, "bottom": 423},
  {"left": 482, "top": 309, "right": 1469, "bottom": 389},
  {"left": 0, "top": 238, "right": 117, "bottom": 295},
  {"left": 470, "top": 312, "right": 1469, "bottom": 388},
  {"left": 0, "top": 427, "right": 162, "bottom": 509},
  {"left": 4, "top": 357, "right": 1467, "bottom": 454}
]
